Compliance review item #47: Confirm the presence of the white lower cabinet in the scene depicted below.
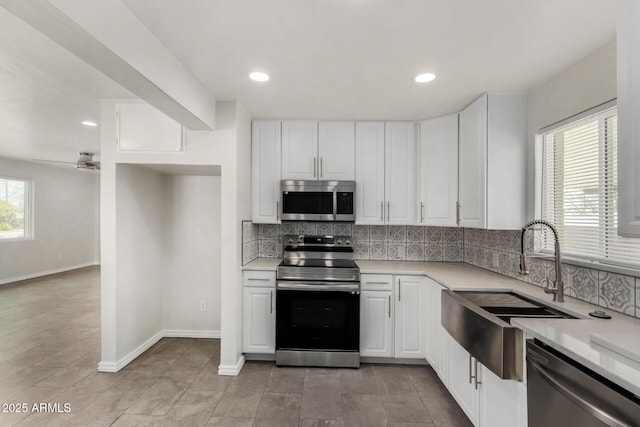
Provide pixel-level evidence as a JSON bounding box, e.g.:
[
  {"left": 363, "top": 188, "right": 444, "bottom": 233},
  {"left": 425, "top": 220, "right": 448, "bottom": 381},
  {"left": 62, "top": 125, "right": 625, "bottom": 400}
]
[
  {"left": 360, "top": 290, "right": 393, "bottom": 357},
  {"left": 424, "top": 278, "right": 446, "bottom": 381},
  {"left": 394, "top": 275, "right": 426, "bottom": 358},
  {"left": 445, "top": 333, "right": 480, "bottom": 426},
  {"left": 242, "top": 271, "right": 276, "bottom": 354},
  {"left": 359, "top": 274, "right": 425, "bottom": 359},
  {"left": 441, "top": 321, "right": 526, "bottom": 427}
]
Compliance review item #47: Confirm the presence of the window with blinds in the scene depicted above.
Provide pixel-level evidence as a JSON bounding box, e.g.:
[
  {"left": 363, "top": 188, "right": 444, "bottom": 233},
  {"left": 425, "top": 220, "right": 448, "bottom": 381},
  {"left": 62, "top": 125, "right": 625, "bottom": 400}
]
[{"left": 536, "top": 104, "right": 640, "bottom": 268}]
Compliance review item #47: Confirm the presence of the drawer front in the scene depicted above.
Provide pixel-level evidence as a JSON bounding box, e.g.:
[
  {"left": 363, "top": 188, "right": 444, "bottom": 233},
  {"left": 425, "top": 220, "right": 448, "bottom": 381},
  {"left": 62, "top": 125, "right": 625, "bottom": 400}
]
[
  {"left": 361, "top": 274, "right": 393, "bottom": 291},
  {"left": 243, "top": 270, "right": 276, "bottom": 288}
]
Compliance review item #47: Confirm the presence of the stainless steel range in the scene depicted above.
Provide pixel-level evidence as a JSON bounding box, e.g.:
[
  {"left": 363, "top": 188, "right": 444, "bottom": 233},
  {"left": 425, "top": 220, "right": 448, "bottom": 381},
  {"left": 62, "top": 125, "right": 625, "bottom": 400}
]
[{"left": 276, "top": 235, "right": 360, "bottom": 368}]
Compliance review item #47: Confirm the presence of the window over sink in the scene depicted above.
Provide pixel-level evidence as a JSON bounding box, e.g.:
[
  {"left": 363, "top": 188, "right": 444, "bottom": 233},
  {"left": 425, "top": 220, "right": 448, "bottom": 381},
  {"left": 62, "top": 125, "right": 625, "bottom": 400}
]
[{"left": 535, "top": 102, "right": 640, "bottom": 268}]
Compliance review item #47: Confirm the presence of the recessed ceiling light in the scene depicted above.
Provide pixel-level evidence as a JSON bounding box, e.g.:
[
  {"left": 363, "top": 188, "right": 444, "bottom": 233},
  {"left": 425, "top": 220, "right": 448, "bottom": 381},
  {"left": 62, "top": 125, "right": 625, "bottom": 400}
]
[
  {"left": 81, "top": 120, "right": 98, "bottom": 127},
  {"left": 249, "top": 72, "right": 270, "bottom": 82},
  {"left": 415, "top": 73, "right": 436, "bottom": 83}
]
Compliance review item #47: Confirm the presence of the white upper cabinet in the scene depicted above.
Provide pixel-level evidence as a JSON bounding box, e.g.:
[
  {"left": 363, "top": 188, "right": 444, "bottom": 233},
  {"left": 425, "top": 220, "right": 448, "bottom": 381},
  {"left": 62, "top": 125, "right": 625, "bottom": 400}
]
[
  {"left": 458, "top": 94, "right": 527, "bottom": 229},
  {"left": 355, "top": 121, "right": 418, "bottom": 225},
  {"left": 385, "top": 122, "right": 418, "bottom": 225},
  {"left": 419, "top": 114, "right": 459, "bottom": 226},
  {"left": 281, "top": 121, "right": 318, "bottom": 180},
  {"left": 617, "top": 0, "right": 640, "bottom": 236},
  {"left": 252, "top": 121, "right": 281, "bottom": 224},
  {"left": 281, "top": 121, "right": 355, "bottom": 181},
  {"left": 459, "top": 95, "right": 488, "bottom": 229},
  {"left": 318, "top": 121, "right": 355, "bottom": 180},
  {"left": 355, "top": 122, "right": 386, "bottom": 225},
  {"left": 116, "top": 103, "right": 183, "bottom": 152}
]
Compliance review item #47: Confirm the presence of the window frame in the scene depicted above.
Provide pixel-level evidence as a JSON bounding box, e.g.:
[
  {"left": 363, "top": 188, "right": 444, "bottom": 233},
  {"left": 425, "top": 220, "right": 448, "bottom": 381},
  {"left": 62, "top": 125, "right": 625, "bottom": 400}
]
[
  {"left": 0, "top": 176, "right": 34, "bottom": 242},
  {"left": 535, "top": 99, "right": 640, "bottom": 276}
]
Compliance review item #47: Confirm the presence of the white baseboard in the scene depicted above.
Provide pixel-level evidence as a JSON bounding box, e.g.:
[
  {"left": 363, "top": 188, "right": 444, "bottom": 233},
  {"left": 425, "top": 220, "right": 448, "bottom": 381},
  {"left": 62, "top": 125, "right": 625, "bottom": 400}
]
[
  {"left": 218, "top": 354, "right": 246, "bottom": 376},
  {"left": 98, "top": 330, "right": 164, "bottom": 373},
  {"left": 97, "top": 329, "right": 221, "bottom": 373},
  {"left": 163, "top": 329, "right": 220, "bottom": 339},
  {"left": 0, "top": 261, "right": 100, "bottom": 286}
]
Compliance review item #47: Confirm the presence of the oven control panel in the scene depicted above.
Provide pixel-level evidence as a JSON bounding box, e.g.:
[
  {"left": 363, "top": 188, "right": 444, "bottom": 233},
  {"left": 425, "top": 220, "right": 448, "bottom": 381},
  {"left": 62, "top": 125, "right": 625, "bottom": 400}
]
[{"left": 284, "top": 235, "right": 352, "bottom": 248}]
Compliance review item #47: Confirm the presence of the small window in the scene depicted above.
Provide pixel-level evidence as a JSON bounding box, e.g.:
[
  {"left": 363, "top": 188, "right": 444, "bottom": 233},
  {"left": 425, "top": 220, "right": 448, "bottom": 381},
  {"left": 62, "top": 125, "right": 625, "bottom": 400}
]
[
  {"left": 0, "top": 177, "right": 32, "bottom": 240},
  {"left": 536, "top": 103, "right": 640, "bottom": 268}
]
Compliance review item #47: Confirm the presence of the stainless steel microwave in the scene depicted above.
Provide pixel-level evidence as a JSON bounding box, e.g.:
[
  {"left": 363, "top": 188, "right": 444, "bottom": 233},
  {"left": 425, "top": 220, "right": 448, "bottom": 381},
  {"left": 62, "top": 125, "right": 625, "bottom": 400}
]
[{"left": 280, "top": 180, "right": 355, "bottom": 222}]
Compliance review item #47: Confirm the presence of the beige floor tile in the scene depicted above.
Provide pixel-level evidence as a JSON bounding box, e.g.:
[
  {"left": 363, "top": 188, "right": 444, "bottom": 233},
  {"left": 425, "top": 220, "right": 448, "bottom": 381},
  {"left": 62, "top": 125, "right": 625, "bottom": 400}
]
[{"left": 0, "top": 268, "right": 470, "bottom": 427}]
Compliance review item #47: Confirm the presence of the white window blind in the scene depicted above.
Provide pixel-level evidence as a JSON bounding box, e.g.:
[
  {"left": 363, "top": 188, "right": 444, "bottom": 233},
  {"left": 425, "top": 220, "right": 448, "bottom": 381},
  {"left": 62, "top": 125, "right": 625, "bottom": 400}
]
[{"left": 536, "top": 105, "right": 640, "bottom": 268}]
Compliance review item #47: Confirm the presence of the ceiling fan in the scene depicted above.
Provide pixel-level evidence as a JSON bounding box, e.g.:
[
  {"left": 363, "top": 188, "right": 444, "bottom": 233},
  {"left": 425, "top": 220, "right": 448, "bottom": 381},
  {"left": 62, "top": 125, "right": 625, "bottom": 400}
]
[{"left": 33, "top": 151, "right": 101, "bottom": 170}]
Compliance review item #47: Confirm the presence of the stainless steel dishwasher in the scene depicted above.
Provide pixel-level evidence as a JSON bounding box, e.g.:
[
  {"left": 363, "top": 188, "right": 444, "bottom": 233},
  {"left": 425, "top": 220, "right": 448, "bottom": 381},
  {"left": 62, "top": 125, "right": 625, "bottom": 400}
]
[{"left": 527, "top": 339, "right": 640, "bottom": 427}]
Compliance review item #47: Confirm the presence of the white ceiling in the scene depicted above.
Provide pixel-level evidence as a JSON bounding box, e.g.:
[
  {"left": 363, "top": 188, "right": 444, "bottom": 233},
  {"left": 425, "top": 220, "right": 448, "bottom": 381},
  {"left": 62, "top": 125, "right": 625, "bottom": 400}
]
[{"left": 0, "top": 0, "right": 616, "bottom": 162}]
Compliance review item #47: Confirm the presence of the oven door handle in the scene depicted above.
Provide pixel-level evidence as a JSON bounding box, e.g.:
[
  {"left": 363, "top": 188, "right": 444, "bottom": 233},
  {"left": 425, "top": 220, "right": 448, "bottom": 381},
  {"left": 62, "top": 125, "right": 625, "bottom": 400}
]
[{"left": 277, "top": 282, "right": 360, "bottom": 293}]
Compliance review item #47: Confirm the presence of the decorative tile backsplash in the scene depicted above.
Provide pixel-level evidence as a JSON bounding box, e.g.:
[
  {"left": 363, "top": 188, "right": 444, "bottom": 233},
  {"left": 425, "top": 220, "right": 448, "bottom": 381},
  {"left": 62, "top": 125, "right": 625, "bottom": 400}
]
[
  {"left": 241, "top": 221, "right": 259, "bottom": 265},
  {"left": 242, "top": 221, "right": 639, "bottom": 318},
  {"left": 465, "top": 228, "right": 640, "bottom": 319},
  {"left": 241, "top": 222, "right": 463, "bottom": 263}
]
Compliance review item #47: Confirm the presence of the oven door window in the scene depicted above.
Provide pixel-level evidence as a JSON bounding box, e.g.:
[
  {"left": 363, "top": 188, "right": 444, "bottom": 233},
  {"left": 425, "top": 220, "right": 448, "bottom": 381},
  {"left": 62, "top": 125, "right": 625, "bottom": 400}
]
[
  {"left": 276, "top": 290, "right": 359, "bottom": 351},
  {"left": 282, "top": 192, "right": 333, "bottom": 215}
]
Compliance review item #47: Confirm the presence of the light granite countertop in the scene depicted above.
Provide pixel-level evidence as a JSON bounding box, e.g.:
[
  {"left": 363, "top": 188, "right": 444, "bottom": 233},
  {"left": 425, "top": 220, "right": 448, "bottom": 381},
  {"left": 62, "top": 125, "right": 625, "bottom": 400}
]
[{"left": 243, "top": 258, "right": 640, "bottom": 396}]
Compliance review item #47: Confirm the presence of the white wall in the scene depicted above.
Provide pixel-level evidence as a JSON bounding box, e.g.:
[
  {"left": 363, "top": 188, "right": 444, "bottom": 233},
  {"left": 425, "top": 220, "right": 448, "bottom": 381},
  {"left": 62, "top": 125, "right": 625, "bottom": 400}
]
[
  {"left": 163, "top": 175, "right": 221, "bottom": 334},
  {"left": 0, "top": 157, "right": 99, "bottom": 284},
  {"left": 100, "top": 99, "right": 244, "bottom": 373},
  {"left": 115, "top": 164, "right": 166, "bottom": 361},
  {"left": 526, "top": 40, "right": 617, "bottom": 218}
]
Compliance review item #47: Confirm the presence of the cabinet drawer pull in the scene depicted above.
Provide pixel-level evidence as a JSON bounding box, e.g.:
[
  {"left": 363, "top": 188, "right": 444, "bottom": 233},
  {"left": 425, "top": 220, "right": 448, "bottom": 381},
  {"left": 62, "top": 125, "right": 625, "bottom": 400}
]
[
  {"left": 247, "top": 278, "right": 271, "bottom": 281},
  {"left": 474, "top": 359, "right": 482, "bottom": 390},
  {"left": 364, "top": 281, "right": 390, "bottom": 285}
]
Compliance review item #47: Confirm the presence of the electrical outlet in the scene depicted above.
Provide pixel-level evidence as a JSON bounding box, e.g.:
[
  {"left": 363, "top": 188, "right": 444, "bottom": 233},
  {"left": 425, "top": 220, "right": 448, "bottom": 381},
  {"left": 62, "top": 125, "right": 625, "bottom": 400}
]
[
  {"left": 199, "top": 299, "right": 207, "bottom": 312},
  {"left": 398, "top": 246, "right": 405, "bottom": 259}
]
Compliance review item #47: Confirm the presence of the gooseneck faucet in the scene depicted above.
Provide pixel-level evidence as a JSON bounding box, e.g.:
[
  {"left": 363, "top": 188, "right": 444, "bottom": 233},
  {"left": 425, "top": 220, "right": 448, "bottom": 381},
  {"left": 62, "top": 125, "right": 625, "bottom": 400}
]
[{"left": 519, "top": 220, "right": 564, "bottom": 302}]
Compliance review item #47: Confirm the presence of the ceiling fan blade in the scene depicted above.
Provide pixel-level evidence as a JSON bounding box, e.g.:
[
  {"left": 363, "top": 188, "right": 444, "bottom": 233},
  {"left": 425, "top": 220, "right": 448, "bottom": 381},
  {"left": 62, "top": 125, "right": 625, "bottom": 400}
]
[{"left": 32, "top": 159, "right": 76, "bottom": 165}]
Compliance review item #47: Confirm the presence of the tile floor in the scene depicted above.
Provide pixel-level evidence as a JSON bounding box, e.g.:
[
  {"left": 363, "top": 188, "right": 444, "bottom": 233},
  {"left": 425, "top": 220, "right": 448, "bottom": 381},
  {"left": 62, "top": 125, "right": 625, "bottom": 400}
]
[{"left": 0, "top": 267, "right": 472, "bottom": 426}]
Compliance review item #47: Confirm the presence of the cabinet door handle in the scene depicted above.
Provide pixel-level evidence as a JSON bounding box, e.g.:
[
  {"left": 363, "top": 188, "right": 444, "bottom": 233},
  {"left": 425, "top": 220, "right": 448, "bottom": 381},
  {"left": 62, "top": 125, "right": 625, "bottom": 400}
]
[
  {"left": 469, "top": 355, "right": 473, "bottom": 384},
  {"left": 380, "top": 202, "right": 384, "bottom": 222},
  {"left": 474, "top": 359, "right": 482, "bottom": 389},
  {"left": 420, "top": 202, "right": 425, "bottom": 223},
  {"left": 456, "top": 202, "right": 461, "bottom": 225},
  {"left": 387, "top": 202, "right": 390, "bottom": 222},
  {"left": 388, "top": 295, "right": 391, "bottom": 318},
  {"left": 313, "top": 157, "right": 317, "bottom": 178},
  {"left": 398, "top": 279, "right": 401, "bottom": 301},
  {"left": 270, "top": 290, "right": 273, "bottom": 314},
  {"left": 320, "top": 157, "right": 323, "bottom": 178},
  {"left": 276, "top": 200, "right": 280, "bottom": 221}
]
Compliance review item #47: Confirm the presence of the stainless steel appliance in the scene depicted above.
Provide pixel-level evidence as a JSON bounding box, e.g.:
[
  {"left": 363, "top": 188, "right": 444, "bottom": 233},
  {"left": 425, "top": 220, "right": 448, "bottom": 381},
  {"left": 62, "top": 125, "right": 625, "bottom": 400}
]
[
  {"left": 280, "top": 180, "right": 355, "bottom": 222},
  {"left": 276, "top": 235, "right": 360, "bottom": 368},
  {"left": 527, "top": 339, "right": 640, "bottom": 427}
]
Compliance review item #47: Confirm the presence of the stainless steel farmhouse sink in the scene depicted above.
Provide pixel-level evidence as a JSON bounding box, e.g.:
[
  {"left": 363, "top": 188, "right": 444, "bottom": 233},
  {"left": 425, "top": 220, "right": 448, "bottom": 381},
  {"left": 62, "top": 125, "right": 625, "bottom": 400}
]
[{"left": 441, "top": 290, "right": 576, "bottom": 381}]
